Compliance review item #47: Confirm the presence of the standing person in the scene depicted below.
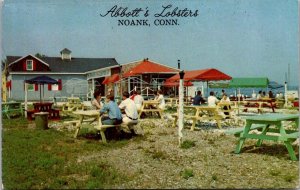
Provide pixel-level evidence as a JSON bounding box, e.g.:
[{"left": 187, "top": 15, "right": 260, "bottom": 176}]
[
  {"left": 207, "top": 91, "right": 219, "bottom": 107},
  {"left": 192, "top": 91, "right": 206, "bottom": 105},
  {"left": 221, "top": 89, "right": 225, "bottom": 97},
  {"left": 91, "top": 90, "right": 103, "bottom": 110},
  {"left": 119, "top": 91, "right": 139, "bottom": 124},
  {"left": 99, "top": 95, "right": 123, "bottom": 125},
  {"left": 154, "top": 90, "right": 166, "bottom": 110},
  {"left": 133, "top": 90, "right": 144, "bottom": 111}
]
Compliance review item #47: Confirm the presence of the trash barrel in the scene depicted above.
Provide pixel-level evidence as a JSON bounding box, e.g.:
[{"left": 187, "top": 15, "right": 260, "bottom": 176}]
[{"left": 34, "top": 112, "right": 49, "bottom": 129}]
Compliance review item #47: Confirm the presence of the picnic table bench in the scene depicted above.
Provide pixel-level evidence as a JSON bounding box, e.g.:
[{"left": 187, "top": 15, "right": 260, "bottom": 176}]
[
  {"left": 172, "top": 105, "right": 223, "bottom": 130},
  {"left": 2, "top": 102, "right": 23, "bottom": 119},
  {"left": 230, "top": 113, "right": 299, "bottom": 160},
  {"left": 138, "top": 100, "right": 163, "bottom": 119}
]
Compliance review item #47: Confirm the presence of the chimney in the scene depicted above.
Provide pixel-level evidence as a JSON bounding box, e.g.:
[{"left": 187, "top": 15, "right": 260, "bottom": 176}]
[
  {"left": 60, "top": 48, "right": 72, "bottom": 61},
  {"left": 177, "top": 60, "right": 180, "bottom": 69}
]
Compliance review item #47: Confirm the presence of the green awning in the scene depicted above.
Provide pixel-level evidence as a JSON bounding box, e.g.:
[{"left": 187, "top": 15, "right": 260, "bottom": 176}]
[{"left": 228, "top": 77, "right": 269, "bottom": 88}]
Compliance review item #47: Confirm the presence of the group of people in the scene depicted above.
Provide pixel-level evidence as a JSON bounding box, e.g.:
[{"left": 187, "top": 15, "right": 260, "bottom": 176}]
[
  {"left": 192, "top": 89, "right": 230, "bottom": 107},
  {"left": 91, "top": 89, "right": 166, "bottom": 126},
  {"left": 92, "top": 90, "right": 138, "bottom": 126},
  {"left": 256, "top": 90, "right": 274, "bottom": 99}
]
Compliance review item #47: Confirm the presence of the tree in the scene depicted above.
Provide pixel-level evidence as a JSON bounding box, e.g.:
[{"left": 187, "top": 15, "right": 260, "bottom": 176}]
[{"left": 35, "top": 53, "right": 46, "bottom": 59}]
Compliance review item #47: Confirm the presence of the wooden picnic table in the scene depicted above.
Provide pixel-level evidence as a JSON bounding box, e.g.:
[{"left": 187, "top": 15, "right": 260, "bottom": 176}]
[
  {"left": 138, "top": 100, "right": 163, "bottom": 119},
  {"left": 234, "top": 113, "right": 299, "bottom": 160},
  {"left": 2, "top": 102, "right": 23, "bottom": 119},
  {"left": 72, "top": 110, "right": 139, "bottom": 143},
  {"left": 67, "top": 97, "right": 81, "bottom": 104},
  {"left": 72, "top": 110, "right": 100, "bottom": 138},
  {"left": 172, "top": 105, "right": 222, "bottom": 130},
  {"left": 27, "top": 102, "right": 60, "bottom": 120},
  {"left": 33, "top": 102, "right": 53, "bottom": 112},
  {"left": 243, "top": 99, "right": 276, "bottom": 113}
]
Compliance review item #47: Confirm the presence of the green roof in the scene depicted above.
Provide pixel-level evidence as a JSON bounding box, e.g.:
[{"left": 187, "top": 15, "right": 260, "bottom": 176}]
[{"left": 228, "top": 77, "right": 269, "bottom": 88}]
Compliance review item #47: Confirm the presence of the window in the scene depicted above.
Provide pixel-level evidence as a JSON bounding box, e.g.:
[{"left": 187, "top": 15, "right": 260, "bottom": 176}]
[
  {"left": 26, "top": 60, "right": 33, "bottom": 70},
  {"left": 51, "top": 84, "right": 59, "bottom": 91},
  {"left": 27, "top": 84, "right": 34, "bottom": 91}
]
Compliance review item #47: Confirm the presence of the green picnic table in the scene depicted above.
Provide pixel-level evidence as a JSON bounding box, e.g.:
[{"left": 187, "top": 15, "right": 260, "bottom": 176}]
[
  {"left": 2, "top": 102, "right": 23, "bottom": 119},
  {"left": 234, "top": 113, "right": 299, "bottom": 160}
]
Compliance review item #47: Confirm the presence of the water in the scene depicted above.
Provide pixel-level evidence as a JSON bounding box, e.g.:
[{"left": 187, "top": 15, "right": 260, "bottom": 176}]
[{"left": 206, "top": 86, "right": 299, "bottom": 98}]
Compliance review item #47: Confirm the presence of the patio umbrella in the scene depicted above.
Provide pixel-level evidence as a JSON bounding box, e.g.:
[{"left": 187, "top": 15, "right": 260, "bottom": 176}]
[
  {"left": 268, "top": 81, "right": 284, "bottom": 89},
  {"left": 25, "top": 75, "right": 59, "bottom": 102}
]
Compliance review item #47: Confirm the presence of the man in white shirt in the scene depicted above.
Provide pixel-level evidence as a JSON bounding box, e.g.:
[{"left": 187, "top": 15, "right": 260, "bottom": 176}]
[
  {"left": 119, "top": 91, "right": 139, "bottom": 124},
  {"left": 207, "top": 91, "right": 219, "bottom": 107}
]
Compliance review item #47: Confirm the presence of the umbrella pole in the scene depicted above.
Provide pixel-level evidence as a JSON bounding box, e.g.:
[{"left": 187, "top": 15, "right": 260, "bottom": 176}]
[
  {"left": 43, "top": 84, "right": 44, "bottom": 102},
  {"left": 25, "top": 83, "right": 28, "bottom": 118},
  {"left": 40, "top": 84, "right": 42, "bottom": 102}
]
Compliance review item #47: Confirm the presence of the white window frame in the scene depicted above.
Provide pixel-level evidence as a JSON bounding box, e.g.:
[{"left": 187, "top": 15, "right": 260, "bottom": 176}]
[{"left": 26, "top": 60, "right": 33, "bottom": 71}]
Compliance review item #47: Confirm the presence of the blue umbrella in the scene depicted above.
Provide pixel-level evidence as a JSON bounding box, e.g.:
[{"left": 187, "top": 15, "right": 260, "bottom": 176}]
[{"left": 25, "top": 75, "right": 59, "bottom": 102}]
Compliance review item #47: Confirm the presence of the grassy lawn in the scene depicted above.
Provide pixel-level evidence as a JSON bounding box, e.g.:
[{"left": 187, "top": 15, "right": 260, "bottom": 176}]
[{"left": 2, "top": 117, "right": 129, "bottom": 189}]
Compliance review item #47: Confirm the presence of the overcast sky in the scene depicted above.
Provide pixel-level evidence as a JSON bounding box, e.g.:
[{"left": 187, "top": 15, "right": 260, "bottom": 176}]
[{"left": 3, "top": 0, "right": 299, "bottom": 86}]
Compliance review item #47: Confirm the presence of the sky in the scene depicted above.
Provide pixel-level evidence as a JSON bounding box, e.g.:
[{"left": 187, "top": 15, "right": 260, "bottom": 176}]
[{"left": 2, "top": 0, "right": 299, "bottom": 86}]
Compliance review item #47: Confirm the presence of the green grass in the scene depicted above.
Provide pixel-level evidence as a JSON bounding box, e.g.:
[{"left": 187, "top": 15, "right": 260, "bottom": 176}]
[
  {"left": 2, "top": 117, "right": 128, "bottom": 189},
  {"left": 180, "top": 140, "right": 196, "bottom": 149},
  {"left": 181, "top": 169, "right": 194, "bottom": 179}
]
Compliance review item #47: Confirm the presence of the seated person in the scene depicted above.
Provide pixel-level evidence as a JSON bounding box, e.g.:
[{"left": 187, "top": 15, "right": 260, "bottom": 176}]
[
  {"left": 154, "top": 90, "right": 166, "bottom": 110},
  {"left": 119, "top": 91, "right": 139, "bottom": 124},
  {"left": 91, "top": 90, "right": 103, "bottom": 110},
  {"left": 193, "top": 91, "right": 206, "bottom": 105},
  {"left": 219, "top": 93, "right": 231, "bottom": 118},
  {"left": 207, "top": 91, "right": 219, "bottom": 107},
  {"left": 257, "top": 91, "right": 263, "bottom": 100},
  {"left": 99, "top": 95, "right": 123, "bottom": 125},
  {"left": 133, "top": 90, "right": 144, "bottom": 111}
]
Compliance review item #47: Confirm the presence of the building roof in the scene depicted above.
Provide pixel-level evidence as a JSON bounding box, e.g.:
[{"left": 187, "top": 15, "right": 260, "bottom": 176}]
[
  {"left": 7, "top": 56, "right": 119, "bottom": 73},
  {"left": 166, "top": 68, "right": 232, "bottom": 82},
  {"left": 122, "top": 59, "right": 179, "bottom": 77},
  {"left": 60, "top": 48, "right": 72, "bottom": 54},
  {"left": 228, "top": 77, "right": 269, "bottom": 88}
]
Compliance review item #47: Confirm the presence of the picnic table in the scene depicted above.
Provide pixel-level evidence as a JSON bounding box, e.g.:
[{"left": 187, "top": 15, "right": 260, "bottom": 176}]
[
  {"left": 72, "top": 110, "right": 100, "bottom": 138},
  {"left": 243, "top": 99, "right": 276, "bottom": 113},
  {"left": 27, "top": 102, "right": 60, "bottom": 120},
  {"left": 172, "top": 105, "right": 222, "bottom": 130},
  {"left": 2, "top": 102, "right": 23, "bottom": 119},
  {"left": 62, "top": 97, "right": 84, "bottom": 114},
  {"left": 138, "top": 100, "right": 163, "bottom": 119},
  {"left": 72, "top": 110, "right": 139, "bottom": 143},
  {"left": 165, "top": 98, "right": 178, "bottom": 106},
  {"left": 233, "top": 113, "right": 299, "bottom": 160}
]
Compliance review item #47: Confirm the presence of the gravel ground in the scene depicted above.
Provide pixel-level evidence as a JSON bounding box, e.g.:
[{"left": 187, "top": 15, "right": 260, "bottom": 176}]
[{"left": 56, "top": 112, "right": 300, "bottom": 189}]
